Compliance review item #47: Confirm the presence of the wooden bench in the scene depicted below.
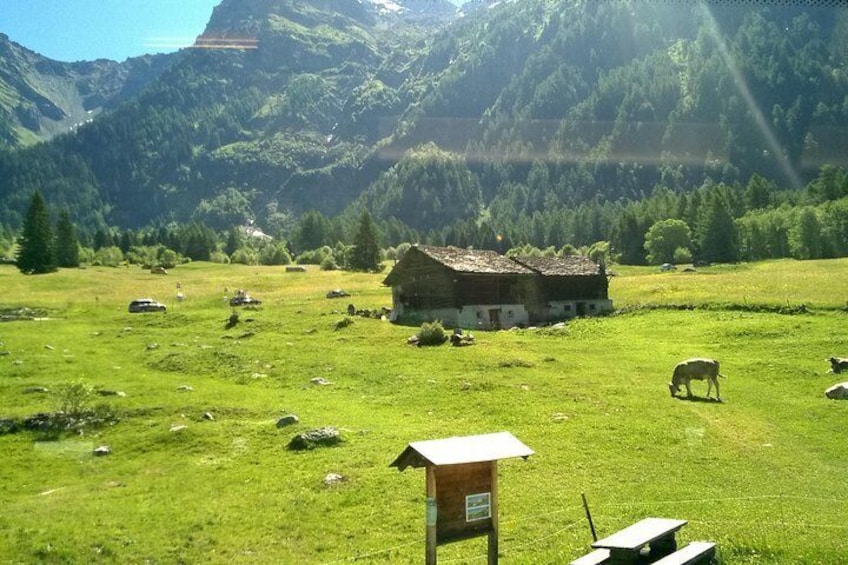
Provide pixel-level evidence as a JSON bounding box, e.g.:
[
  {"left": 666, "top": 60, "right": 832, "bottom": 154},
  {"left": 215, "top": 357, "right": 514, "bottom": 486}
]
[
  {"left": 569, "top": 548, "right": 610, "bottom": 565},
  {"left": 651, "top": 541, "right": 716, "bottom": 565}
]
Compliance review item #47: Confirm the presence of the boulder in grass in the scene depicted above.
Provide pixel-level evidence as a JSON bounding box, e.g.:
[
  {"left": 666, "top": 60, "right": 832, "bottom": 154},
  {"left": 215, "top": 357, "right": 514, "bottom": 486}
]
[
  {"left": 0, "top": 419, "right": 19, "bottom": 435},
  {"left": 288, "top": 426, "right": 341, "bottom": 450},
  {"left": 93, "top": 445, "right": 111, "bottom": 456},
  {"left": 276, "top": 414, "right": 299, "bottom": 428},
  {"left": 825, "top": 382, "right": 848, "bottom": 400},
  {"left": 324, "top": 473, "right": 346, "bottom": 485}
]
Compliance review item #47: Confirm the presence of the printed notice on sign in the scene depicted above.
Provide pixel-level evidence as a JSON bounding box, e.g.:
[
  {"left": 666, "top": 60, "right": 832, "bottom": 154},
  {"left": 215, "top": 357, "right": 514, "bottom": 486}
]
[{"left": 465, "top": 492, "right": 491, "bottom": 522}]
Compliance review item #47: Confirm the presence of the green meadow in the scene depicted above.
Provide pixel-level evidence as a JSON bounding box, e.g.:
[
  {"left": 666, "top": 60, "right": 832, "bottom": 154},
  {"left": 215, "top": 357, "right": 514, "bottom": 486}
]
[{"left": 0, "top": 259, "right": 846, "bottom": 564}]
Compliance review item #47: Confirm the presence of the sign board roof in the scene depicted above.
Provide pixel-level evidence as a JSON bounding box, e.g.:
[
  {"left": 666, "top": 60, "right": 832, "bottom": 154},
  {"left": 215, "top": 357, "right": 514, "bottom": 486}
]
[{"left": 390, "top": 431, "right": 534, "bottom": 471}]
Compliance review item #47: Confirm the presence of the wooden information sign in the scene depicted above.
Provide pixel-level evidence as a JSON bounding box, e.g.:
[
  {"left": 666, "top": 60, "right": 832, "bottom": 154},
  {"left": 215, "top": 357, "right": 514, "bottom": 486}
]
[{"left": 391, "top": 431, "right": 534, "bottom": 565}]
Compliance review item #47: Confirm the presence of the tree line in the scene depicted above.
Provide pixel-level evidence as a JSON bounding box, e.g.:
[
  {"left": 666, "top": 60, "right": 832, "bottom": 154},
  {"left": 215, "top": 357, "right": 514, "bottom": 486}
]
[{"left": 6, "top": 158, "right": 847, "bottom": 276}]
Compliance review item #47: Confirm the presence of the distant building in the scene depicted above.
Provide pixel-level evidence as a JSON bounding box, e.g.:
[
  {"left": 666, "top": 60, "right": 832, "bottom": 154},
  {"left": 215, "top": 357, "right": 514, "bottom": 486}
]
[
  {"left": 240, "top": 223, "right": 272, "bottom": 241},
  {"left": 382, "top": 245, "right": 612, "bottom": 329}
]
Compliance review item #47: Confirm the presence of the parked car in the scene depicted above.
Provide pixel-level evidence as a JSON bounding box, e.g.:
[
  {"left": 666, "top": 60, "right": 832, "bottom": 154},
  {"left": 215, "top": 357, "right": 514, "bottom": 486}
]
[
  {"left": 659, "top": 263, "right": 677, "bottom": 272},
  {"left": 128, "top": 298, "right": 167, "bottom": 313}
]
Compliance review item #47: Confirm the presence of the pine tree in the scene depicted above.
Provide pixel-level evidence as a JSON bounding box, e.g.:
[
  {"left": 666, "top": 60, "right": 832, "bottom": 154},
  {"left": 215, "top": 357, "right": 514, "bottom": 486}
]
[
  {"left": 349, "top": 210, "right": 381, "bottom": 272},
  {"left": 16, "top": 191, "right": 57, "bottom": 274},
  {"left": 696, "top": 193, "right": 739, "bottom": 263},
  {"left": 55, "top": 209, "right": 80, "bottom": 268}
]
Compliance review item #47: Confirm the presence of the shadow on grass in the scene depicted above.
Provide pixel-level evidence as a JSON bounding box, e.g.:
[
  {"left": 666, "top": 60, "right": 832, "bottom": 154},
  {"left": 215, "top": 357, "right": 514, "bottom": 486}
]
[{"left": 674, "top": 395, "right": 723, "bottom": 403}]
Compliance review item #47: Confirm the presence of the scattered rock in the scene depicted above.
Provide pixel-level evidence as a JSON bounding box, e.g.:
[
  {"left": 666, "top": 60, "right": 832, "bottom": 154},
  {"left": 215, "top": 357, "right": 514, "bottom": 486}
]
[
  {"left": 323, "top": 473, "right": 346, "bottom": 485},
  {"left": 22, "top": 413, "right": 53, "bottom": 431},
  {"left": 825, "top": 382, "right": 848, "bottom": 400},
  {"left": 0, "top": 419, "right": 20, "bottom": 434},
  {"left": 202, "top": 412, "right": 215, "bottom": 421},
  {"left": 238, "top": 331, "right": 255, "bottom": 339},
  {"left": 146, "top": 343, "right": 160, "bottom": 350},
  {"left": 520, "top": 384, "right": 531, "bottom": 391},
  {"left": 326, "top": 289, "right": 350, "bottom": 299},
  {"left": 97, "top": 390, "right": 126, "bottom": 397},
  {"left": 310, "top": 377, "right": 332, "bottom": 386},
  {"left": 170, "top": 425, "right": 188, "bottom": 433},
  {"left": 13, "top": 360, "right": 23, "bottom": 366},
  {"left": 276, "top": 414, "right": 300, "bottom": 428},
  {"left": 44, "top": 344, "right": 55, "bottom": 350},
  {"left": 450, "top": 329, "right": 475, "bottom": 347},
  {"left": 93, "top": 445, "right": 111, "bottom": 456},
  {"left": 334, "top": 317, "right": 354, "bottom": 330},
  {"left": 288, "top": 426, "right": 341, "bottom": 450},
  {"left": 23, "top": 386, "right": 50, "bottom": 394},
  {"left": 0, "top": 351, "right": 9, "bottom": 356},
  {"left": 176, "top": 385, "right": 194, "bottom": 392},
  {"left": 551, "top": 412, "right": 570, "bottom": 423}
]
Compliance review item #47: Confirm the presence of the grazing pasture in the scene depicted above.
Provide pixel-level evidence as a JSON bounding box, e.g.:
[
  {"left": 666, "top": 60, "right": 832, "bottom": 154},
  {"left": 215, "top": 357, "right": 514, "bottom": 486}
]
[{"left": 0, "top": 259, "right": 846, "bottom": 564}]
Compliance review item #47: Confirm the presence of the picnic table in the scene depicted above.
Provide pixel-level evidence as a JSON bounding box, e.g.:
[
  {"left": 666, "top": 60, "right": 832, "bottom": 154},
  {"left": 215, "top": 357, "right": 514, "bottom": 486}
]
[{"left": 590, "top": 517, "right": 687, "bottom": 563}]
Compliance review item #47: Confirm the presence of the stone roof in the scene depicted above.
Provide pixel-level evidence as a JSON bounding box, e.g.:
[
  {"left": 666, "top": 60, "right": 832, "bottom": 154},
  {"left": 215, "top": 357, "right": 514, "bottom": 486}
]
[
  {"left": 415, "top": 245, "right": 534, "bottom": 275},
  {"left": 512, "top": 255, "right": 602, "bottom": 276}
]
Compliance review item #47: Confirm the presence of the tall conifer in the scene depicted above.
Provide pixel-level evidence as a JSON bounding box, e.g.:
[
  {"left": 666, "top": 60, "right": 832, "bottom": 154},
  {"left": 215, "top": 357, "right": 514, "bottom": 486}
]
[
  {"left": 349, "top": 210, "right": 381, "bottom": 272},
  {"left": 55, "top": 209, "right": 80, "bottom": 268},
  {"left": 16, "top": 191, "right": 57, "bottom": 274}
]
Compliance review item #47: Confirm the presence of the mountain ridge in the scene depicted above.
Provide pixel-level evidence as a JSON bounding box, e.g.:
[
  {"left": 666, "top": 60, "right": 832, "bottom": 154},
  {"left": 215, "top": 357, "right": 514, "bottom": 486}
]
[{"left": 1, "top": 0, "right": 846, "bottom": 251}]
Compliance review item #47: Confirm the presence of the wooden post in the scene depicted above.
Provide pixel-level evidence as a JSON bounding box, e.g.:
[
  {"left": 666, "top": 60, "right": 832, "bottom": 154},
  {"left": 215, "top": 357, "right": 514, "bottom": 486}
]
[
  {"left": 426, "top": 465, "right": 437, "bottom": 565},
  {"left": 488, "top": 461, "right": 499, "bottom": 565}
]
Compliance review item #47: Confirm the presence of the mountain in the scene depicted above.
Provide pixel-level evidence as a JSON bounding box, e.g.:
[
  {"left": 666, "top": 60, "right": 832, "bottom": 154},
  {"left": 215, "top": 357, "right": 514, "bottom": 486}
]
[
  {"left": 0, "top": 33, "right": 173, "bottom": 147},
  {"left": 1, "top": 0, "right": 847, "bottom": 247}
]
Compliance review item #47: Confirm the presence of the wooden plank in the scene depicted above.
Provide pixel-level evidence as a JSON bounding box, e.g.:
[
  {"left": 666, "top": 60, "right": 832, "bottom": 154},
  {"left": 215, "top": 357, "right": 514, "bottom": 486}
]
[
  {"left": 591, "top": 518, "right": 687, "bottom": 551},
  {"left": 569, "top": 548, "right": 611, "bottom": 565},
  {"left": 651, "top": 542, "right": 716, "bottom": 565}
]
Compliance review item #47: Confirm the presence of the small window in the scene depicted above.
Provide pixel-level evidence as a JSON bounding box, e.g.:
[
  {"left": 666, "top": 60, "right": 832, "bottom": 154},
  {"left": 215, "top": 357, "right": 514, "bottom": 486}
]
[
  {"left": 564, "top": 305, "right": 572, "bottom": 311},
  {"left": 476, "top": 311, "right": 482, "bottom": 318},
  {"left": 590, "top": 304, "right": 596, "bottom": 310},
  {"left": 507, "top": 310, "right": 514, "bottom": 319}
]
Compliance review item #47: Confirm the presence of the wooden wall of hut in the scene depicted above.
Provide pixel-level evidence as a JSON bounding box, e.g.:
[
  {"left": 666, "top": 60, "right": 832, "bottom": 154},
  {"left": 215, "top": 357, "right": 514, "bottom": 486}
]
[{"left": 541, "top": 275, "right": 608, "bottom": 301}]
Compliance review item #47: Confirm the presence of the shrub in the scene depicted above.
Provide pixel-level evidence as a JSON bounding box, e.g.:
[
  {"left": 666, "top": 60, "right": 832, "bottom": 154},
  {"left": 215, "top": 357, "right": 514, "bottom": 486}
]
[
  {"left": 210, "top": 251, "right": 230, "bottom": 264},
  {"left": 320, "top": 255, "right": 338, "bottom": 270},
  {"left": 231, "top": 248, "right": 257, "bottom": 265},
  {"left": 417, "top": 321, "right": 447, "bottom": 346},
  {"left": 55, "top": 381, "right": 94, "bottom": 417},
  {"left": 674, "top": 246, "right": 693, "bottom": 264}
]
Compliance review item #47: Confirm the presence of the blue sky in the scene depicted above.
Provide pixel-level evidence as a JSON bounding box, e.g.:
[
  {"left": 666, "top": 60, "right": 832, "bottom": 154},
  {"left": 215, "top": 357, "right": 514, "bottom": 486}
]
[
  {"left": 1, "top": 0, "right": 220, "bottom": 62},
  {"left": 2, "top": 0, "right": 466, "bottom": 63}
]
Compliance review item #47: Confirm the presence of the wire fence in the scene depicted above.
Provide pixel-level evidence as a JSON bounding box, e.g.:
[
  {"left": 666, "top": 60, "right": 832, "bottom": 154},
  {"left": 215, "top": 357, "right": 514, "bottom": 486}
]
[{"left": 320, "top": 494, "right": 848, "bottom": 564}]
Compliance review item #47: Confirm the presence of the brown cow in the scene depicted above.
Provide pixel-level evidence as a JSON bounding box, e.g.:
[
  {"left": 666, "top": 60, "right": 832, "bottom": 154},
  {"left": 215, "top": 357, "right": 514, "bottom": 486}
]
[{"left": 668, "top": 358, "right": 725, "bottom": 401}]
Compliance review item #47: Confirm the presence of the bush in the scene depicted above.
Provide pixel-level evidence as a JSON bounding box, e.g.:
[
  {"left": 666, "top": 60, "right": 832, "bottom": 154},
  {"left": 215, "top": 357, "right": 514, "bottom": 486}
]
[
  {"left": 231, "top": 248, "right": 258, "bottom": 265},
  {"left": 55, "top": 381, "right": 94, "bottom": 417},
  {"left": 320, "top": 255, "right": 338, "bottom": 270},
  {"left": 674, "top": 246, "right": 693, "bottom": 264},
  {"left": 210, "top": 251, "right": 230, "bottom": 264},
  {"left": 417, "top": 321, "right": 447, "bottom": 346}
]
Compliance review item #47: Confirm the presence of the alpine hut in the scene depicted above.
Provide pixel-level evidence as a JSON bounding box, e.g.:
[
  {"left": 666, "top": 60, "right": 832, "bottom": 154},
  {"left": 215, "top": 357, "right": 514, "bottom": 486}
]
[{"left": 383, "top": 245, "right": 612, "bottom": 329}]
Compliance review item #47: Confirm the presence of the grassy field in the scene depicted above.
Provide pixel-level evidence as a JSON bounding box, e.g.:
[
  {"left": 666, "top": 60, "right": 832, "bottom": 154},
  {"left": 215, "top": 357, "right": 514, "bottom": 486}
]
[{"left": 0, "top": 259, "right": 846, "bottom": 564}]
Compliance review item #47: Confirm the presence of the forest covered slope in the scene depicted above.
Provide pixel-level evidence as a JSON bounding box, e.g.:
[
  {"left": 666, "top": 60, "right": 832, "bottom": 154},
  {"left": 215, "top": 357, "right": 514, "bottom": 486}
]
[{"left": 1, "top": 0, "right": 847, "bottom": 264}]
